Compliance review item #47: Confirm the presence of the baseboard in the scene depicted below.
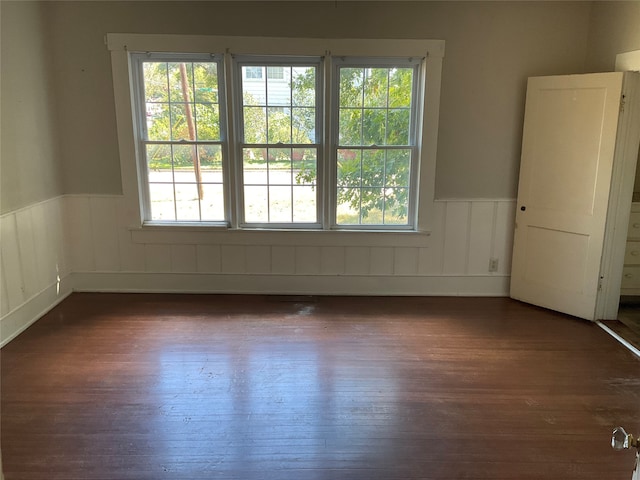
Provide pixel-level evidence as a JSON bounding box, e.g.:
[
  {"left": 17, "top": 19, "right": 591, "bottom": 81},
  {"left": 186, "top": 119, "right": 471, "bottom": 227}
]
[
  {"left": 72, "top": 271, "right": 511, "bottom": 297},
  {"left": 0, "top": 275, "right": 73, "bottom": 348}
]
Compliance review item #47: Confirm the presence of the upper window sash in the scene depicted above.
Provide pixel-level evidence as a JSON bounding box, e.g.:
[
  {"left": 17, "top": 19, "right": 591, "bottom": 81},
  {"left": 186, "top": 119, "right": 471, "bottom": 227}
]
[{"left": 234, "top": 56, "right": 324, "bottom": 147}]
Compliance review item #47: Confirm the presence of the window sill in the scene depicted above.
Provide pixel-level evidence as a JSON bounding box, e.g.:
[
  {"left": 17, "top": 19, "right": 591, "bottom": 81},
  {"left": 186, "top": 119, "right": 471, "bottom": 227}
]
[{"left": 130, "top": 223, "right": 432, "bottom": 248}]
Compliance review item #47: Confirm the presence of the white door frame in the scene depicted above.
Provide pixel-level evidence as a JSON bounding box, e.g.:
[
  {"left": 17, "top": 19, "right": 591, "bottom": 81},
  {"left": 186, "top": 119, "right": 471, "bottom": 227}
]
[{"left": 596, "top": 53, "right": 640, "bottom": 320}]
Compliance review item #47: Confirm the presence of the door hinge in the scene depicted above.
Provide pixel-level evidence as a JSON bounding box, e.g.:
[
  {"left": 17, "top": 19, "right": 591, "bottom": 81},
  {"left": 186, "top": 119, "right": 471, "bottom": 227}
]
[
  {"left": 620, "top": 94, "right": 626, "bottom": 113},
  {"left": 598, "top": 276, "right": 604, "bottom": 291}
]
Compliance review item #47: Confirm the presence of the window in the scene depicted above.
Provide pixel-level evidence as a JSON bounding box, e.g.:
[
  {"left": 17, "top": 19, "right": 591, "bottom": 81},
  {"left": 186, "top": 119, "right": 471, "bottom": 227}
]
[
  {"left": 133, "top": 54, "right": 226, "bottom": 222},
  {"left": 334, "top": 59, "right": 419, "bottom": 227},
  {"left": 238, "top": 58, "right": 321, "bottom": 226},
  {"left": 114, "top": 36, "right": 444, "bottom": 233}
]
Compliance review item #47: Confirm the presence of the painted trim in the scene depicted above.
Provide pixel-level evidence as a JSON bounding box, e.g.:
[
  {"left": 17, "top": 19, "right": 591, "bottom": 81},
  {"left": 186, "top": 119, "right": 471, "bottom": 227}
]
[{"left": 597, "top": 321, "right": 640, "bottom": 359}]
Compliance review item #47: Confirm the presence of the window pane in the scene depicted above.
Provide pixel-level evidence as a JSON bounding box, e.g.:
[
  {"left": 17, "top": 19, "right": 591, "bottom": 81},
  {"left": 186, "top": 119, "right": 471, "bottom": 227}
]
[
  {"left": 388, "top": 68, "right": 413, "bottom": 108},
  {"left": 243, "top": 67, "right": 265, "bottom": 105},
  {"left": 386, "top": 149, "right": 411, "bottom": 187},
  {"left": 267, "top": 68, "right": 290, "bottom": 106},
  {"left": 195, "top": 103, "right": 220, "bottom": 141},
  {"left": 340, "top": 68, "right": 364, "bottom": 108},
  {"left": 360, "top": 188, "right": 384, "bottom": 224},
  {"left": 292, "top": 67, "right": 315, "bottom": 107},
  {"left": 168, "top": 63, "right": 193, "bottom": 103},
  {"left": 175, "top": 183, "right": 200, "bottom": 221},
  {"left": 200, "top": 183, "right": 225, "bottom": 221},
  {"left": 267, "top": 66, "right": 284, "bottom": 79},
  {"left": 293, "top": 186, "right": 316, "bottom": 222},
  {"left": 172, "top": 145, "right": 197, "bottom": 183},
  {"left": 293, "top": 148, "right": 317, "bottom": 186},
  {"left": 193, "top": 63, "right": 218, "bottom": 103},
  {"left": 143, "top": 62, "right": 169, "bottom": 103},
  {"left": 362, "top": 150, "right": 385, "bottom": 187},
  {"left": 269, "top": 186, "right": 292, "bottom": 222},
  {"left": 199, "top": 145, "right": 223, "bottom": 180},
  {"left": 146, "top": 103, "right": 170, "bottom": 141},
  {"left": 170, "top": 103, "right": 193, "bottom": 141},
  {"left": 364, "top": 68, "right": 388, "bottom": 108},
  {"left": 339, "top": 109, "right": 362, "bottom": 146},
  {"left": 269, "top": 148, "right": 292, "bottom": 185},
  {"left": 267, "top": 107, "right": 291, "bottom": 144},
  {"left": 383, "top": 187, "right": 409, "bottom": 225},
  {"left": 337, "top": 149, "right": 361, "bottom": 187},
  {"left": 146, "top": 144, "right": 172, "bottom": 181},
  {"left": 245, "top": 66, "right": 263, "bottom": 80},
  {"left": 244, "top": 107, "right": 266, "bottom": 143},
  {"left": 243, "top": 148, "right": 268, "bottom": 185},
  {"left": 149, "top": 183, "right": 176, "bottom": 221},
  {"left": 336, "top": 188, "right": 360, "bottom": 225},
  {"left": 244, "top": 185, "right": 269, "bottom": 222},
  {"left": 386, "top": 109, "right": 410, "bottom": 145},
  {"left": 362, "top": 109, "right": 386, "bottom": 146},
  {"left": 292, "top": 108, "right": 315, "bottom": 144}
]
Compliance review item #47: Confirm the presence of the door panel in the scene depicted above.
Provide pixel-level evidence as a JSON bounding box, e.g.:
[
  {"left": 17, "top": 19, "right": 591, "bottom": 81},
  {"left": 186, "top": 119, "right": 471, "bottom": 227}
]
[{"left": 511, "top": 73, "right": 624, "bottom": 320}]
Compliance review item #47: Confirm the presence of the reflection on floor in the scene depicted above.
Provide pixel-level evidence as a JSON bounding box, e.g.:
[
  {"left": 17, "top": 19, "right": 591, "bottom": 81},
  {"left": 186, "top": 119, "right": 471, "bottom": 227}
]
[{"left": 610, "top": 296, "right": 640, "bottom": 352}]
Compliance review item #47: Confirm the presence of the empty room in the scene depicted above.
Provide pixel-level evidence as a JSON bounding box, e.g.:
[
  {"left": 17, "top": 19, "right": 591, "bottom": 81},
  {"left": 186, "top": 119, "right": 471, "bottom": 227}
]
[{"left": 1, "top": 1, "right": 640, "bottom": 479}]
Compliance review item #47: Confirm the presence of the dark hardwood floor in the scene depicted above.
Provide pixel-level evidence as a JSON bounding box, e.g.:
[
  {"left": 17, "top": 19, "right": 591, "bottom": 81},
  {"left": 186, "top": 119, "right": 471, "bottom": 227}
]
[{"left": 2, "top": 293, "right": 639, "bottom": 479}]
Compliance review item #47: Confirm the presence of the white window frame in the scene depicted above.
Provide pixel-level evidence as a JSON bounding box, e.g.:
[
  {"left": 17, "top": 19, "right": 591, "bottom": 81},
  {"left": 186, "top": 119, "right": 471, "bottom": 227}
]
[
  {"left": 108, "top": 34, "right": 444, "bottom": 238},
  {"left": 234, "top": 55, "right": 324, "bottom": 229},
  {"left": 331, "top": 57, "right": 422, "bottom": 230},
  {"left": 130, "top": 52, "right": 228, "bottom": 225}
]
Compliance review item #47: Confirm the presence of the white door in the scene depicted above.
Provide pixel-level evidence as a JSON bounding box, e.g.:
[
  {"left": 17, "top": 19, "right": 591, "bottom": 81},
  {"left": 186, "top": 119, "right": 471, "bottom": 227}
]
[{"left": 511, "top": 72, "right": 626, "bottom": 320}]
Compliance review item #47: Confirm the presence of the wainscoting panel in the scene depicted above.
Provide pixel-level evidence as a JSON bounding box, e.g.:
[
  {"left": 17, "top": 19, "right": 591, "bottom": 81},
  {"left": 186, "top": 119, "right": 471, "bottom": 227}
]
[
  {"left": 1, "top": 196, "right": 72, "bottom": 346},
  {"left": 63, "top": 195, "right": 516, "bottom": 296},
  {"left": 468, "top": 202, "right": 496, "bottom": 275},
  {"left": 442, "top": 201, "right": 471, "bottom": 275}
]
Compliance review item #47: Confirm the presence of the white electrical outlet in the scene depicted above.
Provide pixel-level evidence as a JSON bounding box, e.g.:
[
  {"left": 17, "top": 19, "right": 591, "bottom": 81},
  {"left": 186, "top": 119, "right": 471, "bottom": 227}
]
[{"left": 489, "top": 258, "right": 499, "bottom": 272}]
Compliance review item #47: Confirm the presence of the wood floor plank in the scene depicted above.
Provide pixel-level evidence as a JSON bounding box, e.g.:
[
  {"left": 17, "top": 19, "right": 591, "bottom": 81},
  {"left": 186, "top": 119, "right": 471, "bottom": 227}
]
[{"left": 2, "top": 293, "right": 640, "bottom": 479}]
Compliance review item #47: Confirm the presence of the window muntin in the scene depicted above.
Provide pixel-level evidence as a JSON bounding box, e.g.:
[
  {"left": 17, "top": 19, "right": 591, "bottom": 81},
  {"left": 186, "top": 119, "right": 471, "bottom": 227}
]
[
  {"left": 237, "top": 58, "right": 322, "bottom": 226},
  {"left": 135, "top": 55, "right": 226, "bottom": 222},
  {"left": 334, "top": 60, "right": 419, "bottom": 228}
]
